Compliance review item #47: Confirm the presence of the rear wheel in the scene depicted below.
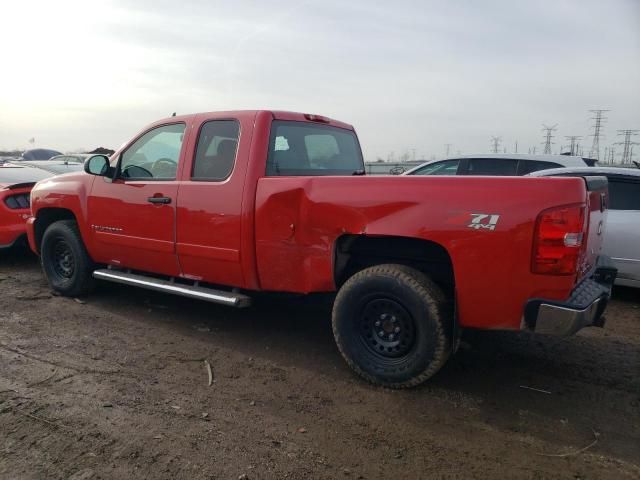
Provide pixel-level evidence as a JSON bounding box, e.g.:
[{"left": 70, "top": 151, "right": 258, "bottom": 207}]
[
  {"left": 332, "top": 264, "right": 451, "bottom": 388},
  {"left": 41, "top": 220, "right": 95, "bottom": 296}
]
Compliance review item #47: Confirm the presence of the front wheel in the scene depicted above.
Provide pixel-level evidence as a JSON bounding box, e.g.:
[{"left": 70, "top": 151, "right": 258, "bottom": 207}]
[
  {"left": 332, "top": 264, "right": 452, "bottom": 388},
  {"left": 41, "top": 220, "right": 95, "bottom": 296}
]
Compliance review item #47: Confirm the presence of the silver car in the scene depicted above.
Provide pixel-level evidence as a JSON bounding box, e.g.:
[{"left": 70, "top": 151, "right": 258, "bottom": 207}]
[{"left": 529, "top": 167, "right": 640, "bottom": 288}]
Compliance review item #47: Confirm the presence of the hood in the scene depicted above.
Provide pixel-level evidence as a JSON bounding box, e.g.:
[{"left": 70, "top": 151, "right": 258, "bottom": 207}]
[{"left": 0, "top": 163, "right": 53, "bottom": 189}]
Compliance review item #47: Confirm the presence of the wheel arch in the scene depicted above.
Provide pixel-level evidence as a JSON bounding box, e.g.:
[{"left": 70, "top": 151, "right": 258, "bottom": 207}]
[
  {"left": 333, "top": 234, "right": 455, "bottom": 296},
  {"left": 34, "top": 208, "right": 78, "bottom": 251}
]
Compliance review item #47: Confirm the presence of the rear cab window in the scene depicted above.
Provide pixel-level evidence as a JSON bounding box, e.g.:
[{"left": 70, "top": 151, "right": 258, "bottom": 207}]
[{"left": 266, "top": 121, "right": 364, "bottom": 176}]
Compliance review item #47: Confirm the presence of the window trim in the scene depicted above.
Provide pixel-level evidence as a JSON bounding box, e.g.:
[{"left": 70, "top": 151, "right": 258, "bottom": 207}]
[
  {"left": 115, "top": 122, "right": 186, "bottom": 182},
  {"left": 189, "top": 118, "right": 241, "bottom": 183}
]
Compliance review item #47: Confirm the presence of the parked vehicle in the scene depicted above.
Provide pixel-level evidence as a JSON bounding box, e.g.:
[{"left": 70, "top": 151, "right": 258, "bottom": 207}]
[
  {"left": 0, "top": 163, "right": 53, "bottom": 249},
  {"left": 404, "top": 154, "right": 593, "bottom": 176},
  {"left": 26, "top": 111, "right": 616, "bottom": 387},
  {"left": 529, "top": 167, "right": 640, "bottom": 288},
  {"left": 48, "top": 154, "right": 92, "bottom": 164},
  {"left": 20, "top": 148, "right": 63, "bottom": 161},
  {"left": 18, "top": 160, "right": 85, "bottom": 175}
]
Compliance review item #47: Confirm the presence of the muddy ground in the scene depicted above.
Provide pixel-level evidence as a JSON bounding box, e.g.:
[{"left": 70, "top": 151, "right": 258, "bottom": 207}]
[{"left": 1, "top": 249, "right": 639, "bottom": 479}]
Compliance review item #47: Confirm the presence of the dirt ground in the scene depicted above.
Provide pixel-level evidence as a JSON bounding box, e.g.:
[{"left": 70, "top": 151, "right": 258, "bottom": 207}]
[{"left": 1, "top": 249, "right": 639, "bottom": 480}]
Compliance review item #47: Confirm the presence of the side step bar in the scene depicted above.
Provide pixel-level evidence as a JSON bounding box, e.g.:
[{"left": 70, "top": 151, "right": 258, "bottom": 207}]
[{"left": 92, "top": 269, "right": 251, "bottom": 308}]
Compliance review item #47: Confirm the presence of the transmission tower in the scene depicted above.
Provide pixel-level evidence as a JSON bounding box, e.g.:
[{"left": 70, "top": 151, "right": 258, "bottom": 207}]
[
  {"left": 490, "top": 136, "right": 501, "bottom": 154},
  {"left": 588, "top": 109, "right": 609, "bottom": 161},
  {"left": 541, "top": 124, "right": 557, "bottom": 154},
  {"left": 564, "top": 136, "right": 582, "bottom": 156},
  {"left": 444, "top": 143, "right": 452, "bottom": 158},
  {"left": 615, "top": 130, "right": 639, "bottom": 164}
]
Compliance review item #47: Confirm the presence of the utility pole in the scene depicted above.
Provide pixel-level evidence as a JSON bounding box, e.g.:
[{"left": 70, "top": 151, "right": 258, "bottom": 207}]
[
  {"left": 615, "top": 130, "right": 639, "bottom": 165},
  {"left": 514, "top": 140, "right": 518, "bottom": 153},
  {"left": 541, "top": 124, "right": 558, "bottom": 154},
  {"left": 444, "top": 144, "right": 452, "bottom": 159},
  {"left": 564, "top": 136, "right": 582, "bottom": 156},
  {"left": 588, "top": 109, "right": 609, "bottom": 161},
  {"left": 490, "top": 136, "right": 502, "bottom": 154}
]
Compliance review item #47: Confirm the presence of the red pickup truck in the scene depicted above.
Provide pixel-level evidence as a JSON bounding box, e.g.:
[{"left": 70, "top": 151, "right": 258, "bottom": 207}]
[{"left": 26, "top": 110, "right": 616, "bottom": 388}]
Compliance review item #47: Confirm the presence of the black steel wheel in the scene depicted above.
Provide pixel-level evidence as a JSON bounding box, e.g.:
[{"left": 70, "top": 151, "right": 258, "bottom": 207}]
[
  {"left": 41, "top": 220, "right": 95, "bottom": 296},
  {"left": 51, "top": 239, "right": 75, "bottom": 279},
  {"left": 332, "top": 264, "right": 452, "bottom": 388}
]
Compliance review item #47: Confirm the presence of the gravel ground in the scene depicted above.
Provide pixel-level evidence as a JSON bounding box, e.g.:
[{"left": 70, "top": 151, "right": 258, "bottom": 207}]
[{"left": 1, "top": 249, "right": 639, "bottom": 479}]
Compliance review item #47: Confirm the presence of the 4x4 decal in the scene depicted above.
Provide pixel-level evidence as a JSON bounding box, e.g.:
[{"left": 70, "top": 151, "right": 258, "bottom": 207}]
[{"left": 468, "top": 213, "right": 500, "bottom": 231}]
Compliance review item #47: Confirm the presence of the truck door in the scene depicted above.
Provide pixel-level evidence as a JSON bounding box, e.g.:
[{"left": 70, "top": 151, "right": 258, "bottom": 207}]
[
  {"left": 87, "top": 122, "right": 188, "bottom": 277},
  {"left": 175, "top": 115, "right": 246, "bottom": 287}
]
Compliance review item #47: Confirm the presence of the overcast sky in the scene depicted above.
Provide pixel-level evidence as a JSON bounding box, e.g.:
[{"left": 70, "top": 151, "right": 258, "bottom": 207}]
[{"left": 1, "top": 0, "right": 639, "bottom": 161}]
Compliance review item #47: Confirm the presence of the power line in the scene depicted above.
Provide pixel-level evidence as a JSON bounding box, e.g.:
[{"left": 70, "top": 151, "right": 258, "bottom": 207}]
[
  {"left": 615, "top": 129, "right": 639, "bottom": 164},
  {"left": 490, "top": 136, "right": 502, "bottom": 154},
  {"left": 541, "top": 124, "right": 558, "bottom": 154},
  {"left": 588, "top": 109, "right": 609, "bottom": 161},
  {"left": 564, "top": 136, "right": 582, "bottom": 156}
]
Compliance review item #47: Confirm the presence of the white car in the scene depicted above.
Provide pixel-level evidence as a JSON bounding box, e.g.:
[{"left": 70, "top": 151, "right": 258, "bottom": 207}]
[
  {"left": 529, "top": 167, "right": 640, "bottom": 288},
  {"left": 404, "top": 154, "right": 594, "bottom": 176}
]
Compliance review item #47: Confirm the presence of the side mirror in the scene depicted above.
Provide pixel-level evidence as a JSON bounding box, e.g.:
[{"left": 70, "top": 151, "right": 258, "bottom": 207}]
[{"left": 84, "top": 155, "right": 111, "bottom": 176}]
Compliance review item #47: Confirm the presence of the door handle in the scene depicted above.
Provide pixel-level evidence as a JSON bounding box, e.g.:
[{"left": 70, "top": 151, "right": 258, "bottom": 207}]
[{"left": 147, "top": 196, "right": 172, "bottom": 204}]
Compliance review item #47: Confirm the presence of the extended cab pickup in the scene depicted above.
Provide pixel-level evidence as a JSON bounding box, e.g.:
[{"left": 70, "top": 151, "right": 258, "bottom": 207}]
[{"left": 27, "top": 111, "right": 616, "bottom": 388}]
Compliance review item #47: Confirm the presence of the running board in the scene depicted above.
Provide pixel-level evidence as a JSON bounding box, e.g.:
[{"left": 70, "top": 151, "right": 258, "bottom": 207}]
[{"left": 92, "top": 269, "right": 251, "bottom": 308}]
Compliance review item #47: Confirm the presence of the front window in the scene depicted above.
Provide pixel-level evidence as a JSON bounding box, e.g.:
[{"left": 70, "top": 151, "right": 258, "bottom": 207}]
[
  {"left": 266, "top": 121, "right": 364, "bottom": 176},
  {"left": 119, "top": 123, "right": 185, "bottom": 180},
  {"left": 411, "top": 159, "right": 460, "bottom": 175}
]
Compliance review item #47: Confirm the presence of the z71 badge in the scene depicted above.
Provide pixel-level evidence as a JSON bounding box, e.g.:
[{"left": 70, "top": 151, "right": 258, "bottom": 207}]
[{"left": 468, "top": 213, "right": 500, "bottom": 231}]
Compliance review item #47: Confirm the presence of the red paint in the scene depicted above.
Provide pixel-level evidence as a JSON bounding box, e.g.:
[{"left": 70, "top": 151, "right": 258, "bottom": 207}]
[
  {"left": 27, "top": 110, "right": 605, "bottom": 331},
  {"left": 0, "top": 185, "right": 32, "bottom": 247}
]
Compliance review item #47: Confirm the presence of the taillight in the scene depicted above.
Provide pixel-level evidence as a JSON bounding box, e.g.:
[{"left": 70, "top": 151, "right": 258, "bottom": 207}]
[{"left": 532, "top": 204, "right": 586, "bottom": 275}]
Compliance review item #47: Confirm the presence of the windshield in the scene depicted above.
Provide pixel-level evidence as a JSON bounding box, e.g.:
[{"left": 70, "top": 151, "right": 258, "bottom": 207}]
[{"left": 266, "top": 121, "right": 364, "bottom": 176}]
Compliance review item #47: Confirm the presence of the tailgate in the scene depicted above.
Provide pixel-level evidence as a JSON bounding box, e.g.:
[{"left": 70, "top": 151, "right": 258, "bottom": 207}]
[{"left": 579, "top": 176, "right": 608, "bottom": 281}]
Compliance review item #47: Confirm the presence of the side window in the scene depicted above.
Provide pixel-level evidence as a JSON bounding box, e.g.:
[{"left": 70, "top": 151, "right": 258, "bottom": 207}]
[
  {"left": 411, "top": 159, "right": 460, "bottom": 176},
  {"left": 191, "top": 120, "right": 240, "bottom": 181},
  {"left": 120, "top": 123, "right": 185, "bottom": 180},
  {"left": 467, "top": 158, "right": 518, "bottom": 176},
  {"left": 608, "top": 179, "right": 640, "bottom": 210},
  {"left": 518, "top": 160, "right": 562, "bottom": 175}
]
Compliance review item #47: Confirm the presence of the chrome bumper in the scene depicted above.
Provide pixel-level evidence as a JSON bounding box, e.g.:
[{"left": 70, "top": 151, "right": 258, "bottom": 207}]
[{"left": 524, "top": 257, "right": 617, "bottom": 337}]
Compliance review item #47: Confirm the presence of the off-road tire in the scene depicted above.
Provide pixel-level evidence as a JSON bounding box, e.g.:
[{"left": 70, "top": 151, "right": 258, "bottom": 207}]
[
  {"left": 41, "top": 220, "right": 95, "bottom": 296},
  {"left": 332, "top": 264, "right": 452, "bottom": 388}
]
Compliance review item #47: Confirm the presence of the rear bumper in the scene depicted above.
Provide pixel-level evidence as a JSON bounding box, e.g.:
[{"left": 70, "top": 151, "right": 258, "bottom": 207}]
[{"left": 524, "top": 256, "right": 617, "bottom": 336}]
